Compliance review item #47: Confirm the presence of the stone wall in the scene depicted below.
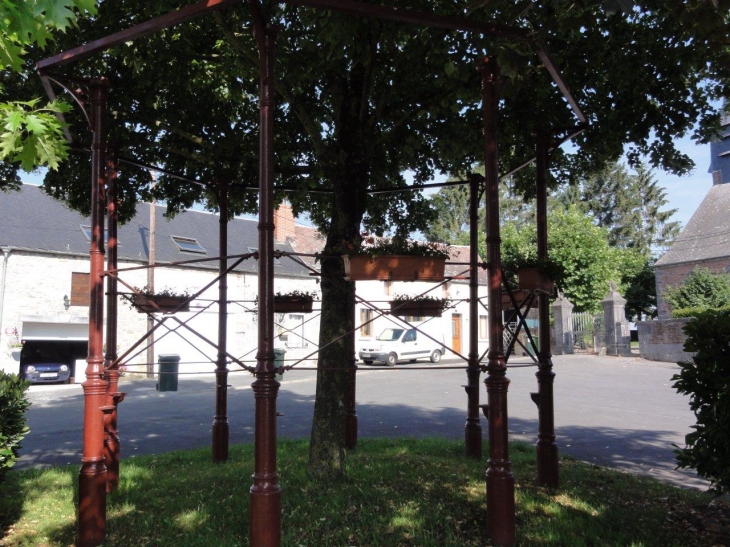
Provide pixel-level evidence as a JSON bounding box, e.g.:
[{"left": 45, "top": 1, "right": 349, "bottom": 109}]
[{"left": 637, "top": 318, "right": 693, "bottom": 363}]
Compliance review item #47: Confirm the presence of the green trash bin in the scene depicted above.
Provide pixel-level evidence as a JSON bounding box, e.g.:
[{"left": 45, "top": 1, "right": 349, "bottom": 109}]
[
  {"left": 157, "top": 354, "right": 180, "bottom": 392},
  {"left": 273, "top": 348, "right": 286, "bottom": 382}
]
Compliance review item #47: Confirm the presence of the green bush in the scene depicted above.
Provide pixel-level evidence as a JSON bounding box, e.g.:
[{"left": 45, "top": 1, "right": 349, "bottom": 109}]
[
  {"left": 664, "top": 267, "right": 730, "bottom": 312},
  {"left": 672, "top": 304, "right": 730, "bottom": 318},
  {"left": 672, "top": 309, "right": 730, "bottom": 495},
  {"left": 0, "top": 371, "right": 30, "bottom": 479}
]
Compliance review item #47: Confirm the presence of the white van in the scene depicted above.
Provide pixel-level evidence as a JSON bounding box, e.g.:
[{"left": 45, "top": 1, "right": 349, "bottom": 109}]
[{"left": 358, "top": 328, "right": 443, "bottom": 366}]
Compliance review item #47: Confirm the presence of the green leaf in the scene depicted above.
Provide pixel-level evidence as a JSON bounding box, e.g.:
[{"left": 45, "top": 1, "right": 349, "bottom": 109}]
[
  {"left": 38, "top": 0, "right": 78, "bottom": 32},
  {"left": 0, "top": 37, "right": 25, "bottom": 73},
  {"left": 3, "top": 110, "right": 23, "bottom": 132},
  {"left": 23, "top": 113, "right": 48, "bottom": 134}
]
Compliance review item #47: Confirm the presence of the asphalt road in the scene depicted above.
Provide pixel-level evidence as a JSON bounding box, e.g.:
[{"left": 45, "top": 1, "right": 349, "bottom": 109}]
[{"left": 17, "top": 353, "right": 707, "bottom": 490}]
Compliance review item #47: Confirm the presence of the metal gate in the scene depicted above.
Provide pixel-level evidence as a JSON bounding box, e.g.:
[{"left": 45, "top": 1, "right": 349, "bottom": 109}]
[{"left": 572, "top": 312, "right": 604, "bottom": 353}]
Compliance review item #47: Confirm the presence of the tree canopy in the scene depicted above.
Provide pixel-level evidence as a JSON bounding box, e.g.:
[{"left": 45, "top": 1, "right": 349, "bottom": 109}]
[
  {"left": 556, "top": 161, "right": 681, "bottom": 254},
  {"left": 0, "top": 1, "right": 97, "bottom": 178},
  {"left": 10, "top": 0, "right": 730, "bottom": 476},
  {"left": 499, "top": 206, "right": 634, "bottom": 313},
  {"left": 428, "top": 162, "right": 674, "bottom": 317},
  {"left": 663, "top": 267, "right": 730, "bottom": 313}
]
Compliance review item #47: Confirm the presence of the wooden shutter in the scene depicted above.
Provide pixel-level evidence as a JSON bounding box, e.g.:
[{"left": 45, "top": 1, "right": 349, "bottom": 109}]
[{"left": 70, "top": 272, "right": 90, "bottom": 307}]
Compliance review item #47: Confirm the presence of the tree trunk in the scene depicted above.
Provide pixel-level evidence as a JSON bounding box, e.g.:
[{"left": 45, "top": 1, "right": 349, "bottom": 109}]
[
  {"left": 307, "top": 252, "right": 354, "bottom": 479},
  {"left": 308, "top": 68, "right": 371, "bottom": 480},
  {"left": 307, "top": 168, "right": 368, "bottom": 480}
]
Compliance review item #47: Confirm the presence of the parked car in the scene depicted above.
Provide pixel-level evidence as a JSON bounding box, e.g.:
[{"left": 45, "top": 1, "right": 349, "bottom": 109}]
[
  {"left": 22, "top": 363, "right": 71, "bottom": 384},
  {"left": 359, "top": 328, "right": 442, "bottom": 366}
]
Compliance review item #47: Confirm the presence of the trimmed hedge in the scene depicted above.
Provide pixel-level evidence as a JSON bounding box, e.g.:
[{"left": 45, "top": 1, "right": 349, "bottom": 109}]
[
  {"left": 671, "top": 304, "right": 730, "bottom": 318},
  {"left": 0, "top": 371, "right": 30, "bottom": 479},
  {"left": 672, "top": 309, "right": 730, "bottom": 495}
]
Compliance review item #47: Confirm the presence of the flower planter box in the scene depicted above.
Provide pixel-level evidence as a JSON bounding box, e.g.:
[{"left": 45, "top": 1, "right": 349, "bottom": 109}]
[
  {"left": 343, "top": 255, "right": 446, "bottom": 282},
  {"left": 501, "top": 289, "right": 537, "bottom": 310},
  {"left": 390, "top": 300, "right": 445, "bottom": 317},
  {"left": 517, "top": 267, "right": 554, "bottom": 293},
  {"left": 131, "top": 295, "right": 190, "bottom": 314},
  {"left": 273, "top": 297, "right": 314, "bottom": 313}
]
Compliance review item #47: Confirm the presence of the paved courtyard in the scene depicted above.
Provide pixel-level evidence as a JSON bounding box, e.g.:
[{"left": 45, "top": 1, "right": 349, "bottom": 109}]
[{"left": 18, "top": 353, "right": 706, "bottom": 491}]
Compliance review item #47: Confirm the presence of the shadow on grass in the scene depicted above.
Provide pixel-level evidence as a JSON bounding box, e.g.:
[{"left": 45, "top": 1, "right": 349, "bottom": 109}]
[
  {"left": 0, "top": 472, "right": 25, "bottom": 537},
  {"left": 3, "top": 438, "right": 725, "bottom": 547}
]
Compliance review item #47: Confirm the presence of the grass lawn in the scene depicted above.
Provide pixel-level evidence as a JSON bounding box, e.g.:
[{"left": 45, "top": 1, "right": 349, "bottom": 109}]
[{"left": 1, "top": 438, "right": 728, "bottom": 546}]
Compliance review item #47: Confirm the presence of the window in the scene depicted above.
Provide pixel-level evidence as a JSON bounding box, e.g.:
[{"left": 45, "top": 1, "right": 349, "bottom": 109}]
[
  {"left": 171, "top": 236, "right": 207, "bottom": 254},
  {"left": 403, "top": 329, "right": 417, "bottom": 342},
  {"left": 479, "top": 315, "right": 488, "bottom": 339},
  {"left": 360, "top": 309, "right": 373, "bottom": 337},
  {"left": 79, "top": 225, "right": 110, "bottom": 244},
  {"left": 285, "top": 314, "right": 305, "bottom": 348},
  {"left": 70, "top": 273, "right": 90, "bottom": 307},
  {"left": 402, "top": 315, "right": 425, "bottom": 322}
]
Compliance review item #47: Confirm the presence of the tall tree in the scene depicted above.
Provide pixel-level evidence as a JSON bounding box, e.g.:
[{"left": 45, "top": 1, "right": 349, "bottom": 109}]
[
  {"left": 500, "top": 207, "right": 624, "bottom": 312},
  {"left": 555, "top": 161, "right": 681, "bottom": 318},
  {"left": 19, "top": 0, "right": 730, "bottom": 478},
  {"left": 38, "top": 0, "right": 483, "bottom": 479},
  {"left": 557, "top": 161, "right": 680, "bottom": 253},
  {"left": 425, "top": 173, "right": 534, "bottom": 245},
  {"left": 423, "top": 183, "right": 471, "bottom": 244},
  {"left": 632, "top": 163, "right": 682, "bottom": 252}
]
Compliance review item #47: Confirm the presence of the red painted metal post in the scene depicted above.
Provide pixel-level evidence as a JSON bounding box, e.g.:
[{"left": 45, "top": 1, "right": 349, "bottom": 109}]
[
  {"left": 249, "top": 17, "right": 281, "bottom": 547},
  {"left": 535, "top": 130, "right": 559, "bottom": 487},
  {"left": 213, "top": 181, "right": 230, "bottom": 462},
  {"left": 78, "top": 78, "right": 109, "bottom": 547},
  {"left": 345, "top": 291, "right": 358, "bottom": 449},
  {"left": 465, "top": 173, "right": 483, "bottom": 458},
  {"left": 480, "top": 58, "right": 515, "bottom": 547},
  {"left": 104, "top": 151, "right": 124, "bottom": 493}
]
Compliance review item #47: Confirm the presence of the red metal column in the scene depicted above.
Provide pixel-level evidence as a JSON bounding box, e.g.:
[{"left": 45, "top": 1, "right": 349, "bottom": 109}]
[
  {"left": 249, "top": 16, "right": 281, "bottom": 547},
  {"left": 465, "top": 173, "right": 483, "bottom": 458},
  {"left": 104, "top": 151, "right": 125, "bottom": 493},
  {"left": 213, "top": 181, "right": 230, "bottom": 462},
  {"left": 345, "top": 291, "right": 358, "bottom": 449},
  {"left": 480, "top": 58, "right": 515, "bottom": 547},
  {"left": 535, "top": 130, "right": 559, "bottom": 487},
  {"left": 78, "top": 78, "right": 109, "bottom": 547}
]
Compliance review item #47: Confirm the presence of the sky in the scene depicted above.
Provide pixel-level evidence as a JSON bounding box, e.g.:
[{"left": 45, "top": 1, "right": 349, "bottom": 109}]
[
  {"left": 648, "top": 135, "right": 713, "bottom": 228},
  {"left": 18, "top": 133, "right": 713, "bottom": 230}
]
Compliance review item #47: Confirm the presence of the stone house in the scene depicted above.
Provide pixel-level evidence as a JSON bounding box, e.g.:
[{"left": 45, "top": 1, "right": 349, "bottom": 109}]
[{"left": 0, "top": 185, "right": 486, "bottom": 381}]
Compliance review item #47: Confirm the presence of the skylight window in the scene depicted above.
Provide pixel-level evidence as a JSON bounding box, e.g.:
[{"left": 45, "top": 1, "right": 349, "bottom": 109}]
[
  {"left": 80, "top": 225, "right": 111, "bottom": 244},
  {"left": 172, "top": 236, "right": 207, "bottom": 254}
]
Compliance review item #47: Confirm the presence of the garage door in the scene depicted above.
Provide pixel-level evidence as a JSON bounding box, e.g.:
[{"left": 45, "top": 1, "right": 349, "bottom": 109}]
[{"left": 21, "top": 321, "right": 89, "bottom": 341}]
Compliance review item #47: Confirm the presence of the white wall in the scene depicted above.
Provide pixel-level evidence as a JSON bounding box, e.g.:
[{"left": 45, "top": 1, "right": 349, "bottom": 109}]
[
  {"left": 0, "top": 250, "right": 486, "bottom": 378},
  {"left": 354, "top": 278, "right": 489, "bottom": 360},
  {"left": 0, "top": 251, "right": 90, "bottom": 375},
  {"left": 0, "top": 250, "right": 321, "bottom": 381}
]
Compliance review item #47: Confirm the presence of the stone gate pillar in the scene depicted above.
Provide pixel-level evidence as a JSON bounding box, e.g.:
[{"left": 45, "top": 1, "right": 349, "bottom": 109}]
[
  {"left": 551, "top": 294, "right": 574, "bottom": 355},
  {"left": 601, "top": 282, "right": 631, "bottom": 356}
]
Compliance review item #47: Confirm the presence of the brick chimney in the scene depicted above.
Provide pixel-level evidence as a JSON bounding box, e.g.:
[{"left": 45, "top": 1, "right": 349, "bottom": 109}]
[{"left": 274, "top": 202, "right": 296, "bottom": 243}]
